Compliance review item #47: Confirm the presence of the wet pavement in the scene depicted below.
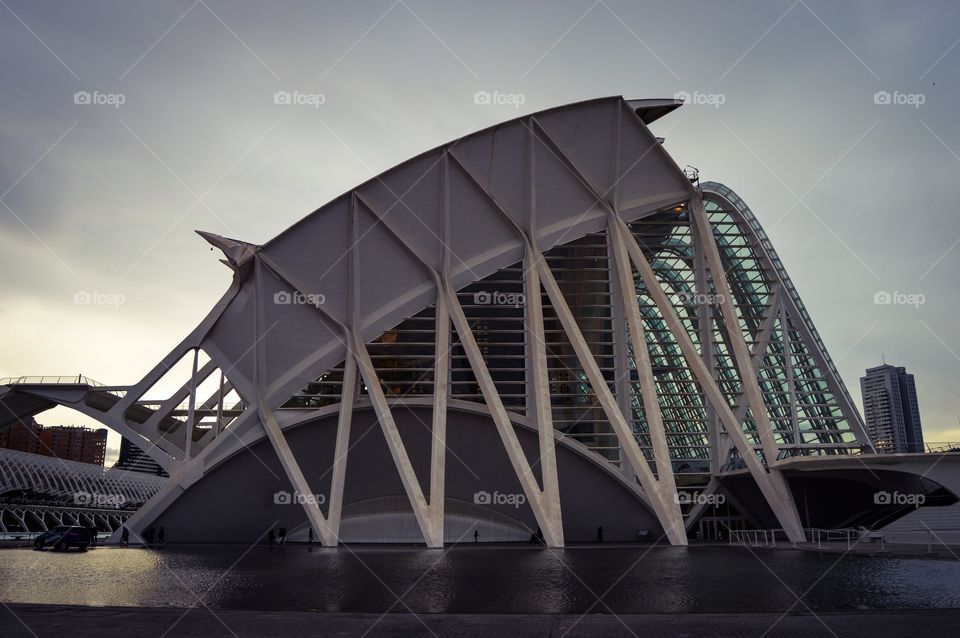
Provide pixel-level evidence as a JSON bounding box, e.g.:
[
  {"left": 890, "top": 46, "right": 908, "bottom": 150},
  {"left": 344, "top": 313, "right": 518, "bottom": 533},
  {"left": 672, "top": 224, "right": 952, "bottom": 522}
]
[
  {"left": 2, "top": 543, "right": 960, "bottom": 614},
  {"left": 3, "top": 604, "right": 960, "bottom": 637}
]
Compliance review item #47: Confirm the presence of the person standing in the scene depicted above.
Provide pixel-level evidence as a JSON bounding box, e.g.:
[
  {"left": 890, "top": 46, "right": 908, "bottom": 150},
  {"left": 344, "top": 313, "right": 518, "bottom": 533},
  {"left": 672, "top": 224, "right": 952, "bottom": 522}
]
[
  {"left": 474, "top": 528, "right": 479, "bottom": 544},
  {"left": 308, "top": 527, "right": 314, "bottom": 545},
  {"left": 278, "top": 527, "right": 287, "bottom": 545},
  {"left": 596, "top": 526, "right": 604, "bottom": 543}
]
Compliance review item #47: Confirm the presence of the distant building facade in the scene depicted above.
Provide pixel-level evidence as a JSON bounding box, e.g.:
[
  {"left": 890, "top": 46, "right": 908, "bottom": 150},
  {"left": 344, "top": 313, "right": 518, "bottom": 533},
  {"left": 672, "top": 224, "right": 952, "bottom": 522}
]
[
  {"left": 0, "top": 417, "right": 43, "bottom": 455},
  {"left": 40, "top": 425, "right": 108, "bottom": 465},
  {"left": 113, "top": 436, "right": 167, "bottom": 476},
  {"left": 860, "top": 364, "right": 924, "bottom": 453},
  {"left": 0, "top": 420, "right": 107, "bottom": 465}
]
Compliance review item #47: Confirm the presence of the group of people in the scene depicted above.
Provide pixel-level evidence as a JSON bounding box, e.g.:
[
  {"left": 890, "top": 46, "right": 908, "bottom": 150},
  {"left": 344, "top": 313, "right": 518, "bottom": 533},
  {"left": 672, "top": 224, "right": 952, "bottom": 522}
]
[
  {"left": 265, "top": 527, "right": 323, "bottom": 546},
  {"left": 143, "top": 525, "right": 166, "bottom": 545},
  {"left": 117, "top": 525, "right": 165, "bottom": 546},
  {"left": 267, "top": 527, "right": 288, "bottom": 545}
]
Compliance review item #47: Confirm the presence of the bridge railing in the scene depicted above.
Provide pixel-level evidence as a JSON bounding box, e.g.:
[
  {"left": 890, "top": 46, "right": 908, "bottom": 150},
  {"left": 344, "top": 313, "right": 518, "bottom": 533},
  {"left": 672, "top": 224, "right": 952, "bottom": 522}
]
[
  {"left": 808, "top": 527, "right": 960, "bottom": 551},
  {"left": 731, "top": 527, "right": 960, "bottom": 551},
  {"left": 872, "top": 529, "right": 960, "bottom": 549},
  {"left": 1, "top": 375, "right": 104, "bottom": 386},
  {"left": 731, "top": 528, "right": 866, "bottom": 549},
  {"left": 0, "top": 375, "right": 125, "bottom": 397},
  {"left": 729, "top": 529, "right": 777, "bottom": 548},
  {"left": 805, "top": 528, "right": 862, "bottom": 549}
]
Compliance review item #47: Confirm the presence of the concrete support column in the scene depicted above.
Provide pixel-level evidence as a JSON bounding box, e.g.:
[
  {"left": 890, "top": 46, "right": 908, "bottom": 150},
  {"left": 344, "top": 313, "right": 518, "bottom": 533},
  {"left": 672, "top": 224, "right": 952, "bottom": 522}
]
[
  {"left": 615, "top": 211, "right": 805, "bottom": 543},
  {"left": 523, "top": 252, "right": 563, "bottom": 543},
  {"left": 535, "top": 243, "right": 686, "bottom": 545}
]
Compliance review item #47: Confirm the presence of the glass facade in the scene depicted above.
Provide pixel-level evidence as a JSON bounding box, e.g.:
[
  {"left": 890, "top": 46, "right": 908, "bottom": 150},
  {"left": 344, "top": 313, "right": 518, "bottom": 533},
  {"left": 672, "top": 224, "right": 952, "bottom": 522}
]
[{"left": 282, "top": 183, "right": 867, "bottom": 497}]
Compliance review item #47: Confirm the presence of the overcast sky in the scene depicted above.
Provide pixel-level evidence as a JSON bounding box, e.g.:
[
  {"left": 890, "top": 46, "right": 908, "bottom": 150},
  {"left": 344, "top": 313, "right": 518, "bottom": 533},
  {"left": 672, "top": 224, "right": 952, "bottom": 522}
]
[{"left": 2, "top": 0, "right": 958, "bottom": 463}]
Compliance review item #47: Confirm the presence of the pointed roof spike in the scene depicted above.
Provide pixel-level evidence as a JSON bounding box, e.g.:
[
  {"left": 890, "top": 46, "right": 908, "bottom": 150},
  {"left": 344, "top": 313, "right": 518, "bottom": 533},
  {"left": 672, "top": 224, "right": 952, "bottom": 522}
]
[{"left": 196, "top": 231, "right": 259, "bottom": 270}]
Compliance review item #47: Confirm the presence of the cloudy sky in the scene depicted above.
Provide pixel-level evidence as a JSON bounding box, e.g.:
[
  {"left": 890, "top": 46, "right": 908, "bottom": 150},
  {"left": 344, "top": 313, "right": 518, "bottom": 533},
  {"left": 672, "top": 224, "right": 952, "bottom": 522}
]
[{"left": 1, "top": 0, "right": 958, "bottom": 463}]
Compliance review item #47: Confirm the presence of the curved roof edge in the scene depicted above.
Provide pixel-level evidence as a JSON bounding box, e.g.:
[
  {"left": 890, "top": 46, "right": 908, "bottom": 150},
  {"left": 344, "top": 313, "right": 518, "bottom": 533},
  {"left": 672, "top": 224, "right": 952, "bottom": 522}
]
[
  {"left": 197, "top": 96, "right": 694, "bottom": 412},
  {"left": 700, "top": 180, "right": 870, "bottom": 446},
  {"left": 199, "top": 96, "right": 679, "bottom": 252}
]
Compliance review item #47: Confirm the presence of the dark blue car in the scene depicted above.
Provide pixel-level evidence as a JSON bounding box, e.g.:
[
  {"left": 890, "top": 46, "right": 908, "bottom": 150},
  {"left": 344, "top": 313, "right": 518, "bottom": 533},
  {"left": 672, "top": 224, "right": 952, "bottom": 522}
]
[{"left": 33, "top": 526, "right": 91, "bottom": 551}]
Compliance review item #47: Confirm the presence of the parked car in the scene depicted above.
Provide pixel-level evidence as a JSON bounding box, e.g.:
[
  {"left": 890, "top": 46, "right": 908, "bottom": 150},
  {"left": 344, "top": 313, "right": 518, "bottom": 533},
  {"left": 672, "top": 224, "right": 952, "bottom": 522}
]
[{"left": 33, "top": 526, "right": 91, "bottom": 551}]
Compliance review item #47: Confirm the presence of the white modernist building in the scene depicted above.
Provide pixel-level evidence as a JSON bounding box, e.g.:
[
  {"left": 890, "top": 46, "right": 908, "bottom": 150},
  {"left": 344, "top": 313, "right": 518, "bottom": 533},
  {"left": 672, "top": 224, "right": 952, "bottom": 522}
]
[
  {"left": 0, "top": 447, "right": 165, "bottom": 534},
  {"left": 2, "top": 97, "right": 958, "bottom": 546}
]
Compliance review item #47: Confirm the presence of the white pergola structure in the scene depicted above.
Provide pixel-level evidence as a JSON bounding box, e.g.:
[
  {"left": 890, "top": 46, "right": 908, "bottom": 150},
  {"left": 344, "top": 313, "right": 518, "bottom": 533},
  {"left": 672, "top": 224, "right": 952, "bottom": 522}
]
[
  {"left": 0, "top": 447, "right": 164, "bottom": 533},
  {"left": 0, "top": 97, "right": 874, "bottom": 546},
  {"left": 0, "top": 447, "right": 164, "bottom": 506}
]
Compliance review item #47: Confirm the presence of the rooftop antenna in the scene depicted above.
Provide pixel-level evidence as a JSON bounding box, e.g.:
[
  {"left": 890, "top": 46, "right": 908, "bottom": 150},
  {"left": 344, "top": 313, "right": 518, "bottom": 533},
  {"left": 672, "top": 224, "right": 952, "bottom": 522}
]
[{"left": 881, "top": 353, "right": 886, "bottom": 365}]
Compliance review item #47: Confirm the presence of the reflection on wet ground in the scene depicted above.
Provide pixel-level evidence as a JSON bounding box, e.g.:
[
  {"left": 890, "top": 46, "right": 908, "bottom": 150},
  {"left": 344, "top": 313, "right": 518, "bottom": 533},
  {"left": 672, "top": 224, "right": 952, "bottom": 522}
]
[{"left": 2, "top": 544, "right": 959, "bottom": 613}]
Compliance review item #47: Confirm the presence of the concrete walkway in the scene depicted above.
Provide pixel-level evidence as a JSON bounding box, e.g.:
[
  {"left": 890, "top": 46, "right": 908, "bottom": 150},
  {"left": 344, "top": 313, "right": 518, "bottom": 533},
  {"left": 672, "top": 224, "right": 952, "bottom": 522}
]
[{"left": 2, "top": 604, "right": 960, "bottom": 638}]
